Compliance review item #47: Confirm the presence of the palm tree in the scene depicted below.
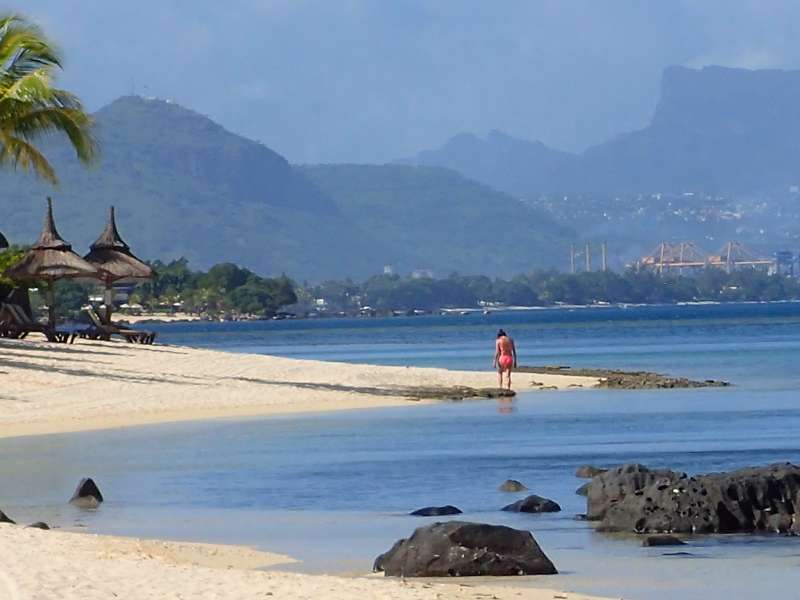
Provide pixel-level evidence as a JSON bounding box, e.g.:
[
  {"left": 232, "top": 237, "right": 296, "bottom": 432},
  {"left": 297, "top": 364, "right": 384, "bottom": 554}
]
[{"left": 0, "top": 13, "right": 96, "bottom": 184}]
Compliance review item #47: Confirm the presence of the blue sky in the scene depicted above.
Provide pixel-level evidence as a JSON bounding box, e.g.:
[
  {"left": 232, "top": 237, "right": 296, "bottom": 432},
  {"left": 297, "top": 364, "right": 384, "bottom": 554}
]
[{"left": 12, "top": 1, "right": 800, "bottom": 163}]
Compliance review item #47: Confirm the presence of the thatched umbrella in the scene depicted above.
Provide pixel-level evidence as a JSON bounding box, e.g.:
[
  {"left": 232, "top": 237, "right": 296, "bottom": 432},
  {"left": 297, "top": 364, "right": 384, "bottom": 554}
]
[
  {"left": 4, "top": 198, "right": 101, "bottom": 329},
  {"left": 83, "top": 206, "right": 153, "bottom": 323}
]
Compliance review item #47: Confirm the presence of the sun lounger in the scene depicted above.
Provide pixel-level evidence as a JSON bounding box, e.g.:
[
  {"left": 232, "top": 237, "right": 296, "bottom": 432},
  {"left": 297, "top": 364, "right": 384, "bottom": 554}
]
[
  {"left": 0, "top": 302, "right": 74, "bottom": 343},
  {"left": 79, "top": 307, "right": 156, "bottom": 344}
]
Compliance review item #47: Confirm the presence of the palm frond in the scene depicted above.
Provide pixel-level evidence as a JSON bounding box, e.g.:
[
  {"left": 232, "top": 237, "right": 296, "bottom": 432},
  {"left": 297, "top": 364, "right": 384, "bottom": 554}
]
[
  {"left": 0, "top": 13, "right": 96, "bottom": 183},
  {"left": 0, "top": 131, "right": 57, "bottom": 182}
]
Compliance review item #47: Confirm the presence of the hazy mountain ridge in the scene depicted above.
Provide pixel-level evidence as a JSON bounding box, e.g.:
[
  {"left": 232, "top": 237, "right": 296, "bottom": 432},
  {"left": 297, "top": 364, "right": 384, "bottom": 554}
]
[
  {"left": 406, "top": 66, "right": 800, "bottom": 196},
  {"left": 398, "top": 130, "right": 572, "bottom": 197},
  {"left": 0, "top": 96, "right": 574, "bottom": 280}
]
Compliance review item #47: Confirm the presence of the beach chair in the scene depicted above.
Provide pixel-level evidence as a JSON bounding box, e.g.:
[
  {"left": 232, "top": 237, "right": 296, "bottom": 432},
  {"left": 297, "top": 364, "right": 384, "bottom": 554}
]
[
  {"left": 79, "top": 307, "right": 156, "bottom": 344},
  {"left": 0, "top": 302, "right": 73, "bottom": 343}
]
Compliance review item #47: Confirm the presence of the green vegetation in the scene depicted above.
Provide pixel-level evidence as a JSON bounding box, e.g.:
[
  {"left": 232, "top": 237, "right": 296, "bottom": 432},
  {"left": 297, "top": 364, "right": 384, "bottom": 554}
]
[
  {"left": 305, "top": 269, "right": 800, "bottom": 313},
  {"left": 0, "top": 96, "right": 574, "bottom": 282},
  {"left": 0, "top": 14, "right": 95, "bottom": 183},
  {"left": 131, "top": 259, "right": 297, "bottom": 318}
]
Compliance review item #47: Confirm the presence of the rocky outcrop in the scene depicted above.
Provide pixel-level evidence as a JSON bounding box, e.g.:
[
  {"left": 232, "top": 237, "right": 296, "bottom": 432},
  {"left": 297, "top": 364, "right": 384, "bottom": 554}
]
[
  {"left": 519, "top": 366, "right": 729, "bottom": 389},
  {"left": 642, "top": 535, "right": 685, "bottom": 547},
  {"left": 498, "top": 479, "right": 528, "bottom": 492},
  {"left": 410, "top": 505, "right": 462, "bottom": 516},
  {"left": 0, "top": 510, "right": 14, "bottom": 524},
  {"left": 587, "top": 463, "right": 800, "bottom": 534},
  {"left": 374, "top": 521, "right": 557, "bottom": 577},
  {"left": 69, "top": 477, "right": 104, "bottom": 508},
  {"left": 575, "top": 465, "right": 607, "bottom": 479},
  {"left": 27, "top": 522, "right": 50, "bottom": 530},
  {"left": 502, "top": 494, "right": 561, "bottom": 513}
]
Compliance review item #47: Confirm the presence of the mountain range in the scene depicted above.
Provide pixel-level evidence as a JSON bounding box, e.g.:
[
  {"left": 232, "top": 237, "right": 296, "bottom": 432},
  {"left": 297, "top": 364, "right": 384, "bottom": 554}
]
[
  {"left": 0, "top": 97, "right": 573, "bottom": 280},
  {"left": 404, "top": 66, "right": 800, "bottom": 196}
]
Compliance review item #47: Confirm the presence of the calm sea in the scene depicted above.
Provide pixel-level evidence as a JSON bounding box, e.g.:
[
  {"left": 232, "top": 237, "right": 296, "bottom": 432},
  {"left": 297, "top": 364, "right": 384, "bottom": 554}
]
[{"left": 1, "top": 302, "right": 800, "bottom": 600}]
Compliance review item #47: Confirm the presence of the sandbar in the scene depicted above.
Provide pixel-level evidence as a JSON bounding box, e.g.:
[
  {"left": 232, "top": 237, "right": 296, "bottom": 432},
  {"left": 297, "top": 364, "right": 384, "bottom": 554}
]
[{"left": 0, "top": 337, "right": 597, "bottom": 439}]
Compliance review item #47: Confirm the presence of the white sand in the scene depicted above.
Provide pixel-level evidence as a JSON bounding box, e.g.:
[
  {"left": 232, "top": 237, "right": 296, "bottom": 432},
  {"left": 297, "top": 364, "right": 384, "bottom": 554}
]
[
  {"left": 0, "top": 337, "right": 604, "bottom": 600},
  {"left": 0, "top": 337, "right": 597, "bottom": 439},
  {"left": 0, "top": 525, "right": 610, "bottom": 600}
]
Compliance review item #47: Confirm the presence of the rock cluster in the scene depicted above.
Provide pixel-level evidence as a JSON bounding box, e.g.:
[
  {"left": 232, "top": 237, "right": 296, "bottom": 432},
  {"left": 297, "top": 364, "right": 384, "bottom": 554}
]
[
  {"left": 410, "top": 505, "right": 462, "bottom": 516},
  {"left": 518, "top": 366, "right": 729, "bottom": 389},
  {"left": 374, "top": 521, "right": 557, "bottom": 577},
  {"left": 585, "top": 463, "right": 800, "bottom": 534},
  {"left": 575, "top": 465, "right": 607, "bottom": 479},
  {"left": 502, "top": 494, "right": 561, "bottom": 513}
]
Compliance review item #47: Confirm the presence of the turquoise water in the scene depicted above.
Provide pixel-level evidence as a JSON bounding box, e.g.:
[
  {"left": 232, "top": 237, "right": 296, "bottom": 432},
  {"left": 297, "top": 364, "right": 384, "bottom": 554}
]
[{"left": 2, "top": 303, "right": 800, "bottom": 599}]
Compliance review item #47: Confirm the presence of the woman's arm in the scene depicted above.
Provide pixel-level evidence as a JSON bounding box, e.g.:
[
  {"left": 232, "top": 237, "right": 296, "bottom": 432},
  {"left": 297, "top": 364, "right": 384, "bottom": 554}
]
[{"left": 493, "top": 340, "right": 500, "bottom": 368}]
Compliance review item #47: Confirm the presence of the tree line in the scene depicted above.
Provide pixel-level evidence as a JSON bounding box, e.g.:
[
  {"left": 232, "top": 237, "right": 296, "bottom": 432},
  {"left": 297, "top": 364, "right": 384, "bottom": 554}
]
[{"left": 304, "top": 268, "right": 800, "bottom": 313}]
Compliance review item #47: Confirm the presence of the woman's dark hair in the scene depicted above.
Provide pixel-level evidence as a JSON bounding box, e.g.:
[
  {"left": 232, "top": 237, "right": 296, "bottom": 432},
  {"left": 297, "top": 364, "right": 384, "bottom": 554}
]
[{"left": 497, "top": 329, "right": 507, "bottom": 338}]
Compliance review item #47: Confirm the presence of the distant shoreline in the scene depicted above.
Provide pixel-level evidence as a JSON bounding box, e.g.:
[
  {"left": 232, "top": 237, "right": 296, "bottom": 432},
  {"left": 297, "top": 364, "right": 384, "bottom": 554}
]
[{"left": 117, "top": 298, "right": 800, "bottom": 325}]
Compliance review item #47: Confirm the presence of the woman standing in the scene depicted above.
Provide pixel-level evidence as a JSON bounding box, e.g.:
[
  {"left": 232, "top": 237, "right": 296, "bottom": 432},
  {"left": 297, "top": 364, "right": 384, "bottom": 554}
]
[{"left": 493, "top": 329, "right": 517, "bottom": 390}]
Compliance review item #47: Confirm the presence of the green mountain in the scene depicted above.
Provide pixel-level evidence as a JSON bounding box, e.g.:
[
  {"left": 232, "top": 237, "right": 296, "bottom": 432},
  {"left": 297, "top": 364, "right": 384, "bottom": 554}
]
[
  {"left": 300, "top": 164, "right": 573, "bottom": 275},
  {"left": 0, "top": 96, "right": 574, "bottom": 280}
]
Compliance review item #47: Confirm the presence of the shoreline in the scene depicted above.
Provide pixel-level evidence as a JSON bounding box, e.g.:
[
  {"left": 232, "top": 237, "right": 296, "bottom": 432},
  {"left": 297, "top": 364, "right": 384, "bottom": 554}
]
[
  {"left": 0, "top": 337, "right": 597, "bottom": 440},
  {"left": 0, "top": 337, "right": 609, "bottom": 599},
  {"left": 0, "top": 524, "right": 611, "bottom": 600}
]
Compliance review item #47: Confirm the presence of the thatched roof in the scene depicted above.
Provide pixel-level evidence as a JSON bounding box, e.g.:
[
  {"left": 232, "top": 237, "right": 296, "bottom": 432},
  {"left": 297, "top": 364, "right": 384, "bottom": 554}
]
[
  {"left": 84, "top": 206, "right": 153, "bottom": 283},
  {"left": 4, "top": 198, "right": 101, "bottom": 282}
]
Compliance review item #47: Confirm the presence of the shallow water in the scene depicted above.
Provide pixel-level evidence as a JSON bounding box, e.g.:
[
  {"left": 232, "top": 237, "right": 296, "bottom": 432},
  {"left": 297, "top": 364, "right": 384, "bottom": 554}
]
[{"left": 2, "top": 303, "right": 800, "bottom": 599}]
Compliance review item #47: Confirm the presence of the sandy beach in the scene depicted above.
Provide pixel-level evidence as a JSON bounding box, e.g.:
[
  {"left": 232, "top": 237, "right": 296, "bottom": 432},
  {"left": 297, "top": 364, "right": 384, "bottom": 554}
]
[
  {"left": 0, "top": 337, "right": 597, "bottom": 439},
  {"left": 0, "top": 524, "right": 610, "bottom": 600},
  {"left": 0, "top": 337, "right": 603, "bottom": 600}
]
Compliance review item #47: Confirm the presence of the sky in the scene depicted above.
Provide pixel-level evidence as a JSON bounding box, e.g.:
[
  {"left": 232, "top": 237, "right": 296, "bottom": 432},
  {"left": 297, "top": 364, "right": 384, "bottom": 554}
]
[{"left": 12, "top": 1, "right": 800, "bottom": 163}]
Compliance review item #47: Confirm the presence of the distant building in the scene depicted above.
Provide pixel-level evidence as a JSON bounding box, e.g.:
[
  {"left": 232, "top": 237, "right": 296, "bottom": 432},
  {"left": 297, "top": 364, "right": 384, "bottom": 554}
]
[
  {"left": 383, "top": 265, "right": 395, "bottom": 275},
  {"left": 774, "top": 251, "right": 795, "bottom": 277},
  {"left": 411, "top": 269, "right": 434, "bottom": 279}
]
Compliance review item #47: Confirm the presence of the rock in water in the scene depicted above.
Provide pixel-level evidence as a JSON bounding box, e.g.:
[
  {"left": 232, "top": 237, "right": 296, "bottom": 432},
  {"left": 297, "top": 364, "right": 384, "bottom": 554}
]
[
  {"left": 575, "top": 465, "right": 607, "bottom": 479},
  {"left": 374, "top": 521, "right": 557, "bottom": 577},
  {"left": 69, "top": 477, "right": 104, "bottom": 508},
  {"left": 498, "top": 479, "right": 528, "bottom": 492},
  {"left": 27, "top": 522, "right": 50, "bottom": 530},
  {"left": 586, "top": 463, "right": 681, "bottom": 522},
  {"left": 410, "top": 505, "right": 462, "bottom": 516},
  {"left": 502, "top": 494, "right": 561, "bottom": 513},
  {"left": 590, "top": 462, "right": 800, "bottom": 534},
  {"left": 642, "top": 535, "right": 685, "bottom": 547},
  {"left": 575, "top": 482, "right": 591, "bottom": 496},
  {"left": 0, "top": 510, "right": 15, "bottom": 524}
]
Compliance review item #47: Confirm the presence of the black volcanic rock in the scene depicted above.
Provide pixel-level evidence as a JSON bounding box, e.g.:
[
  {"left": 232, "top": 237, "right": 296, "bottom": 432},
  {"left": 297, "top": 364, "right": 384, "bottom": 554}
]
[
  {"left": 373, "top": 521, "right": 557, "bottom": 577},
  {"left": 502, "top": 494, "right": 561, "bottom": 513},
  {"left": 589, "top": 462, "right": 800, "bottom": 534},
  {"left": 69, "top": 478, "right": 104, "bottom": 509},
  {"left": 642, "top": 535, "right": 685, "bottom": 547},
  {"left": 575, "top": 465, "right": 607, "bottom": 479},
  {"left": 27, "top": 522, "right": 50, "bottom": 530},
  {"left": 410, "top": 505, "right": 462, "bottom": 516},
  {"left": 0, "top": 510, "right": 14, "bottom": 524},
  {"left": 499, "top": 479, "right": 529, "bottom": 492}
]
